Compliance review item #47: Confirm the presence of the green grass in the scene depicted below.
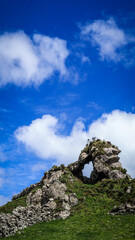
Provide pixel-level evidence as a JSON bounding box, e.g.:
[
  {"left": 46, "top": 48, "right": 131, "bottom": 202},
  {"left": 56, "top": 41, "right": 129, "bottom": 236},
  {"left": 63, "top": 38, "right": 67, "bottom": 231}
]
[
  {"left": 3, "top": 214, "right": 135, "bottom": 240},
  {"left": 2, "top": 173, "right": 135, "bottom": 240},
  {"left": 0, "top": 186, "right": 42, "bottom": 214},
  {"left": 0, "top": 196, "right": 27, "bottom": 214}
]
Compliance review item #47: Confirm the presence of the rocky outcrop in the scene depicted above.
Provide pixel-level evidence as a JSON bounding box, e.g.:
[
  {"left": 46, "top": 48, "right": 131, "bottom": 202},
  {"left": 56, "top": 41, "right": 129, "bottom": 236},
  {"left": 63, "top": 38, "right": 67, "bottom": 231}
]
[
  {"left": 110, "top": 203, "right": 135, "bottom": 215},
  {"left": 0, "top": 167, "right": 78, "bottom": 238},
  {"left": 12, "top": 182, "right": 41, "bottom": 200},
  {"left": 0, "top": 139, "right": 131, "bottom": 238},
  {"left": 68, "top": 138, "right": 130, "bottom": 184}
]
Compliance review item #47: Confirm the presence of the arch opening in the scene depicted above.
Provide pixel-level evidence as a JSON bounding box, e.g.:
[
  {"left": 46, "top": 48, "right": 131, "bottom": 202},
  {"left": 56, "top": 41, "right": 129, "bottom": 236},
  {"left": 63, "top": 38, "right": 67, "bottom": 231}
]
[{"left": 82, "top": 162, "right": 93, "bottom": 178}]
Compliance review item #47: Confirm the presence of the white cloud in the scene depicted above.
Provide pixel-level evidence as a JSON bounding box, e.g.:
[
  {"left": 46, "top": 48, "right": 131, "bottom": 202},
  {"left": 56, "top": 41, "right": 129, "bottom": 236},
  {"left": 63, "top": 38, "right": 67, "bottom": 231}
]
[
  {"left": 81, "top": 17, "right": 135, "bottom": 63},
  {"left": 0, "top": 31, "right": 69, "bottom": 87},
  {"left": 15, "top": 110, "right": 135, "bottom": 178},
  {"left": 15, "top": 115, "right": 88, "bottom": 166}
]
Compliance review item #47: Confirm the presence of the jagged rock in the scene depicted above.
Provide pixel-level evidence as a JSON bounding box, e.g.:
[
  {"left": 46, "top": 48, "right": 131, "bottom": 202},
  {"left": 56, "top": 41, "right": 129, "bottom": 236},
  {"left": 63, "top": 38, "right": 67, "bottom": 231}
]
[
  {"left": 26, "top": 189, "right": 42, "bottom": 206},
  {"left": 68, "top": 139, "right": 130, "bottom": 184}
]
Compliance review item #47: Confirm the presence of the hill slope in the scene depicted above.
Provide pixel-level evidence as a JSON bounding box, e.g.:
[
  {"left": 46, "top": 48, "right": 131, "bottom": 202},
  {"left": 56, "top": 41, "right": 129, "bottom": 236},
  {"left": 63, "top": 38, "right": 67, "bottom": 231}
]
[
  {"left": 0, "top": 139, "right": 135, "bottom": 239},
  {"left": 1, "top": 176, "right": 135, "bottom": 240}
]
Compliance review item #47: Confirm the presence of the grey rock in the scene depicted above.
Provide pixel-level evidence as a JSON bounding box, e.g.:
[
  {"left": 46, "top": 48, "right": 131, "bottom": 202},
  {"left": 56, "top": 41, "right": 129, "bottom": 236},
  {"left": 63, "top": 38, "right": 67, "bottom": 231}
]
[
  {"left": 126, "top": 186, "right": 132, "bottom": 194},
  {"left": 26, "top": 189, "right": 42, "bottom": 206},
  {"left": 68, "top": 139, "right": 130, "bottom": 184},
  {"left": 58, "top": 210, "right": 70, "bottom": 219},
  {"left": 110, "top": 203, "right": 135, "bottom": 215},
  {"left": 62, "top": 202, "right": 71, "bottom": 211},
  {"left": 0, "top": 167, "right": 78, "bottom": 238}
]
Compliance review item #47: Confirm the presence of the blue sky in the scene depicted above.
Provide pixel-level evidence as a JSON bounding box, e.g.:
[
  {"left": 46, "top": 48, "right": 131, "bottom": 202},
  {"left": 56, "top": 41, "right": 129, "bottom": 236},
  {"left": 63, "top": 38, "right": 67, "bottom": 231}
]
[{"left": 0, "top": 0, "right": 135, "bottom": 205}]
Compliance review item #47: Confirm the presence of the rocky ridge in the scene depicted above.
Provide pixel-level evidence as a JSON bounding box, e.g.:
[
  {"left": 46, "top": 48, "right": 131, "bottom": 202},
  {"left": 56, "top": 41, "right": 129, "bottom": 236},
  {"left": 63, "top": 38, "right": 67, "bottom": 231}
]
[{"left": 0, "top": 139, "right": 133, "bottom": 238}]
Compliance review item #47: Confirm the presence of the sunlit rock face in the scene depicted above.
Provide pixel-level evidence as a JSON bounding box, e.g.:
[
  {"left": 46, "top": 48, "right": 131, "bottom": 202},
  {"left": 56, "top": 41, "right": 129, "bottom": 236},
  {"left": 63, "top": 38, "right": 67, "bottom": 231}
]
[{"left": 68, "top": 138, "right": 130, "bottom": 184}]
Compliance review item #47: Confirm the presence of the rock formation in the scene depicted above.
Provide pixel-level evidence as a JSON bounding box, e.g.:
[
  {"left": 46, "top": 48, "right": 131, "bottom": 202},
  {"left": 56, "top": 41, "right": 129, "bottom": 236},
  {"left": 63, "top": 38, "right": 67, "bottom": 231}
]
[
  {"left": 68, "top": 138, "right": 130, "bottom": 183},
  {"left": 0, "top": 139, "right": 131, "bottom": 238},
  {"left": 0, "top": 167, "right": 78, "bottom": 238},
  {"left": 110, "top": 203, "right": 135, "bottom": 215}
]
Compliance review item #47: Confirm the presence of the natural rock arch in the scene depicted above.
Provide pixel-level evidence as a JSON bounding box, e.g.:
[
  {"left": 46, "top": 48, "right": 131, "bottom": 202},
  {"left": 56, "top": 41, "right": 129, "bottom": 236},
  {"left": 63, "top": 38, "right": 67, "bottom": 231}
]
[
  {"left": 68, "top": 138, "right": 129, "bottom": 184},
  {"left": 0, "top": 139, "right": 131, "bottom": 238}
]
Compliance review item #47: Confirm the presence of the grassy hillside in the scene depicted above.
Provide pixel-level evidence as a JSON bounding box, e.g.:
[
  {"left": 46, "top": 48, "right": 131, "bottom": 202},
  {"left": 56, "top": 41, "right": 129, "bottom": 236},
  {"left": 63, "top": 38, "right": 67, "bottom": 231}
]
[{"left": 1, "top": 172, "right": 135, "bottom": 240}]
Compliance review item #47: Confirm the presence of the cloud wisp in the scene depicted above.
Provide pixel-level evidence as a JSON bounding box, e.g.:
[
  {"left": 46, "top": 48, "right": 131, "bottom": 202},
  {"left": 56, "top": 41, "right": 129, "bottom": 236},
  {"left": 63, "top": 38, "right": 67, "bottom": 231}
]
[
  {"left": 0, "top": 31, "right": 69, "bottom": 87},
  {"left": 15, "top": 110, "right": 135, "bottom": 178},
  {"left": 80, "top": 17, "right": 135, "bottom": 64}
]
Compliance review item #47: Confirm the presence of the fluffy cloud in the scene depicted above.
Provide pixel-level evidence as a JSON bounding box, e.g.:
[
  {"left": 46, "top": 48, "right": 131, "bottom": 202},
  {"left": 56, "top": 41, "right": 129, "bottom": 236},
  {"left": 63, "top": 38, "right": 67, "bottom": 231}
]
[
  {"left": 0, "top": 31, "right": 69, "bottom": 87},
  {"left": 81, "top": 18, "right": 135, "bottom": 63},
  {"left": 15, "top": 110, "right": 135, "bottom": 177},
  {"left": 15, "top": 115, "right": 88, "bottom": 165}
]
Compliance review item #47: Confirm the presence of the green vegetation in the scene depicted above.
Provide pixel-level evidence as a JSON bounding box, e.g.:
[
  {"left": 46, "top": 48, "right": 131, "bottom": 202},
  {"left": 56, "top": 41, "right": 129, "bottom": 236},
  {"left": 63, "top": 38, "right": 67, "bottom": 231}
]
[
  {"left": 52, "top": 165, "right": 61, "bottom": 171},
  {"left": 0, "top": 186, "right": 42, "bottom": 214},
  {"left": 2, "top": 172, "right": 135, "bottom": 240},
  {"left": 30, "top": 186, "right": 42, "bottom": 195},
  {"left": 54, "top": 199, "right": 63, "bottom": 212},
  {"left": 0, "top": 196, "right": 27, "bottom": 214},
  {"left": 81, "top": 145, "right": 89, "bottom": 153},
  {"left": 104, "top": 164, "right": 127, "bottom": 175},
  {"left": 81, "top": 139, "right": 114, "bottom": 156},
  {"left": 110, "top": 167, "right": 127, "bottom": 174},
  {"left": 51, "top": 164, "right": 66, "bottom": 172}
]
